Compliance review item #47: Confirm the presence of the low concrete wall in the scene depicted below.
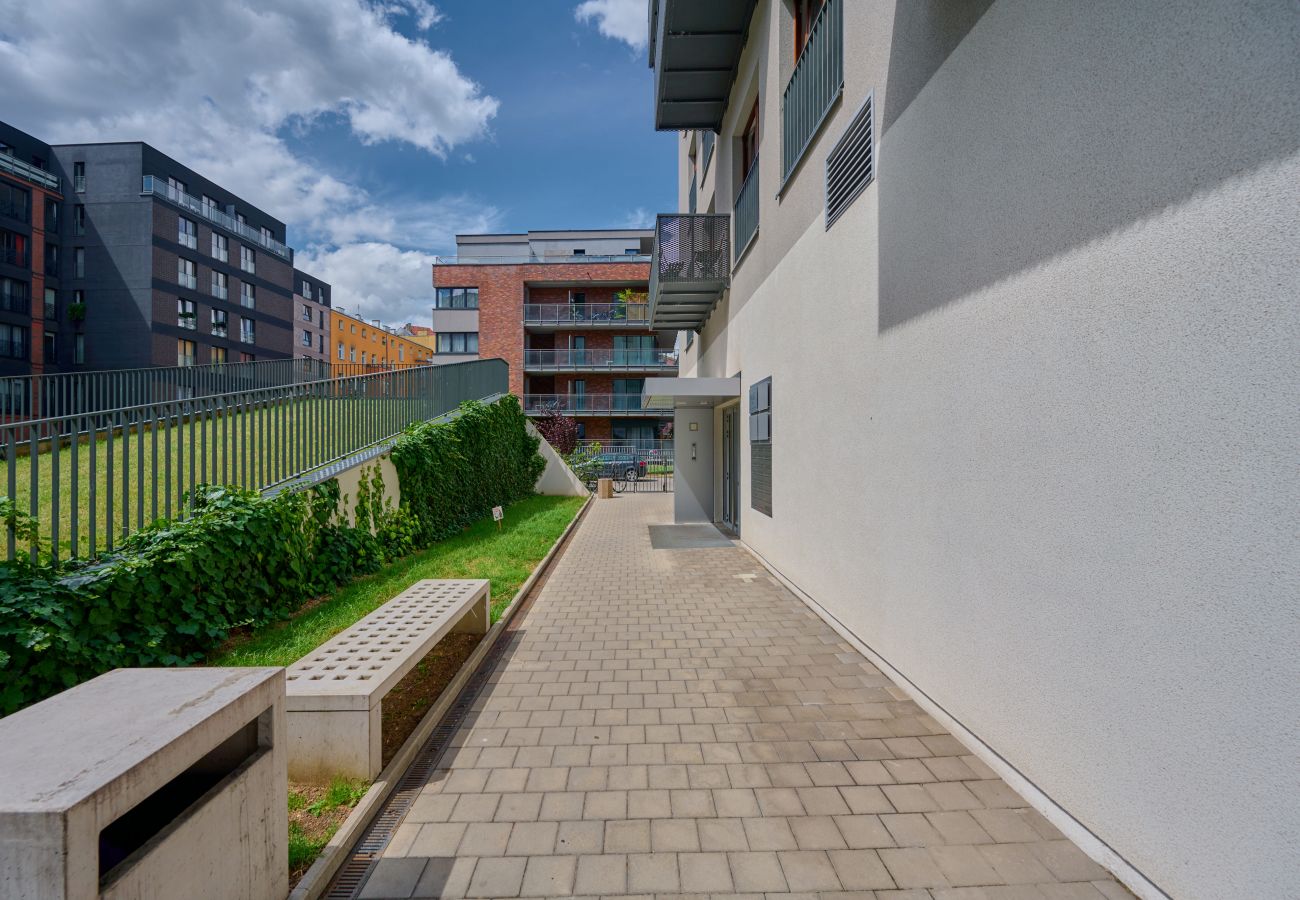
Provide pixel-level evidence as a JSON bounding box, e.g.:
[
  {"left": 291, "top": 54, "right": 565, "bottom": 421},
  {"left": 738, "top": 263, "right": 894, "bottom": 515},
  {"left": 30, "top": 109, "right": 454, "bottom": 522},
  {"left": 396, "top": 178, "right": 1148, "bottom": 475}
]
[{"left": 529, "top": 423, "right": 589, "bottom": 497}]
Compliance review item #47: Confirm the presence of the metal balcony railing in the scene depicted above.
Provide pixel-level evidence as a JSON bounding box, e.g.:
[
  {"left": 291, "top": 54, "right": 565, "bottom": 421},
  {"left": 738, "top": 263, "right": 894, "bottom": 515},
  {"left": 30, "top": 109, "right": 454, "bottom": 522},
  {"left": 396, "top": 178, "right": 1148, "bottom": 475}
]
[
  {"left": 0, "top": 154, "right": 60, "bottom": 192},
  {"left": 781, "top": 0, "right": 844, "bottom": 184},
  {"left": 649, "top": 213, "right": 730, "bottom": 330},
  {"left": 522, "top": 348, "right": 679, "bottom": 371},
  {"left": 522, "top": 303, "right": 650, "bottom": 326},
  {"left": 734, "top": 154, "right": 760, "bottom": 262},
  {"left": 523, "top": 394, "right": 655, "bottom": 416},
  {"left": 433, "top": 254, "right": 650, "bottom": 265},
  {"left": 141, "top": 176, "right": 293, "bottom": 261}
]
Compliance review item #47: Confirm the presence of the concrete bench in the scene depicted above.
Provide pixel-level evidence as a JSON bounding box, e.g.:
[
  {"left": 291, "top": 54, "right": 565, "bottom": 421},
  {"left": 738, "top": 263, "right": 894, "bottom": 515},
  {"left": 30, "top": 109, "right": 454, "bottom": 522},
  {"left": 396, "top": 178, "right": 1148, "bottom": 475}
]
[{"left": 285, "top": 579, "right": 490, "bottom": 781}]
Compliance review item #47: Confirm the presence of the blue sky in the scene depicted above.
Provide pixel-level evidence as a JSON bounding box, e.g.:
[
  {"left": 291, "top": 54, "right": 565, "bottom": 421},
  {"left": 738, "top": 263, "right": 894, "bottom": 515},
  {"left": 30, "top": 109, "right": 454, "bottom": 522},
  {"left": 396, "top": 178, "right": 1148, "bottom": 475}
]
[{"left": 0, "top": 0, "right": 671, "bottom": 323}]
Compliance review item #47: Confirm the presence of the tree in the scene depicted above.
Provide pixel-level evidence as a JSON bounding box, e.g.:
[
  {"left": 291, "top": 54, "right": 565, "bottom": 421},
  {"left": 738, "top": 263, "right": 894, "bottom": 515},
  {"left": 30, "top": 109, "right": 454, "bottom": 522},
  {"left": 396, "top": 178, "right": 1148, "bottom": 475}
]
[{"left": 535, "top": 410, "right": 580, "bottom": 455}]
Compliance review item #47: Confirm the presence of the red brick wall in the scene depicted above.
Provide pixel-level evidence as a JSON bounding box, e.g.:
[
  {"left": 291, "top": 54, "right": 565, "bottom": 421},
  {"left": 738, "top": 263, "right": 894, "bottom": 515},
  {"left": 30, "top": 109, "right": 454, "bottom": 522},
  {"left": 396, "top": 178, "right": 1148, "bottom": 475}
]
[{"left": 432, "top": 261, "right": 650, "bottom": 397}]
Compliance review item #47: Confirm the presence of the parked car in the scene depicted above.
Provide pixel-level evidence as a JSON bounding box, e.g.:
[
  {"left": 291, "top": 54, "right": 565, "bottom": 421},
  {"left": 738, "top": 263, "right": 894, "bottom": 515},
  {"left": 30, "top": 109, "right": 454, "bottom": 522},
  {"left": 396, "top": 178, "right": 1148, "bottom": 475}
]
[{"left": 593, "top": 452, "right": 647, "bottom": 481}]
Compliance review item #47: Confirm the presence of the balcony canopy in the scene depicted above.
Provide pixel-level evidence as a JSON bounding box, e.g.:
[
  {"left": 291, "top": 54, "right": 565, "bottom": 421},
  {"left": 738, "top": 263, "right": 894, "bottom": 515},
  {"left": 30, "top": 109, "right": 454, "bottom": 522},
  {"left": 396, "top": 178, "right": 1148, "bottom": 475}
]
[
  {"left": 642, "top": 377, "right": 741, "bottom": 410},
  {"left": 649, "top": 0, "right": 758, "bottom": 131}
]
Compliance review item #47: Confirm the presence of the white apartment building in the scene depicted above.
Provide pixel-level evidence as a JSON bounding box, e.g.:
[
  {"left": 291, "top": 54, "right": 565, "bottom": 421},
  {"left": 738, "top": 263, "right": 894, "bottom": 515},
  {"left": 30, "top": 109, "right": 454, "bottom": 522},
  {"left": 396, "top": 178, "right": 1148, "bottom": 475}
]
[{"left": 643, "top": 2, "right": 1299, "bottom": 898}]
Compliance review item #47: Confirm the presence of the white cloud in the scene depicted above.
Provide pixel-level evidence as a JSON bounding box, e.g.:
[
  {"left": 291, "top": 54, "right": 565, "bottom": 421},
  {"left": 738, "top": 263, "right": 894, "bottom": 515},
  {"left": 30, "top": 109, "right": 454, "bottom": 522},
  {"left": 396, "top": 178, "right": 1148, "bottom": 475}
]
[
  {"left": 296, "top": 242, "right": 438, "bottom": 325},
  {"left": 620, "top": 207, "right": 654, "bottom": 228},
  {"left": 0, "top": 0, "right": 500, "bottom": 324},
  {"left": 575, "top": 0, "right": 648, "bottom": 50}
]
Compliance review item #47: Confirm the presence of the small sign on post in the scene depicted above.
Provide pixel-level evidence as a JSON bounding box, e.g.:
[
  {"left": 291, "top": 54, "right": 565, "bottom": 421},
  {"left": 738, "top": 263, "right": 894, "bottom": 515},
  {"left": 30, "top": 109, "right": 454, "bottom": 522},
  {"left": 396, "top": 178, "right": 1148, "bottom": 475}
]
[{"left": 492, "top": 505, "right": 504, "bottom": 531}]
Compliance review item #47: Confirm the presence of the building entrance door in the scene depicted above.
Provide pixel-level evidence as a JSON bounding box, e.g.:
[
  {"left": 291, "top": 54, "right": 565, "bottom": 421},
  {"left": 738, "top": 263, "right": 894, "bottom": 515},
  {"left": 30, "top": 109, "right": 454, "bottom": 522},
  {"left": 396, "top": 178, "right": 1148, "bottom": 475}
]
[{"left": 722, "top": 406, "right": 740, "bottom": 533}]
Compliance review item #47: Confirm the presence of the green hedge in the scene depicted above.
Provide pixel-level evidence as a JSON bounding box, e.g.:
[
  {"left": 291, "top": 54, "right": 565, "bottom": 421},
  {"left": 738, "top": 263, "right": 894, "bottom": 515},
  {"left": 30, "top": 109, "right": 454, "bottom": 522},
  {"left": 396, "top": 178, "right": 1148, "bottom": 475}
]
[{"left": 0, "top": 397, "right": 543, "bottom": 715}]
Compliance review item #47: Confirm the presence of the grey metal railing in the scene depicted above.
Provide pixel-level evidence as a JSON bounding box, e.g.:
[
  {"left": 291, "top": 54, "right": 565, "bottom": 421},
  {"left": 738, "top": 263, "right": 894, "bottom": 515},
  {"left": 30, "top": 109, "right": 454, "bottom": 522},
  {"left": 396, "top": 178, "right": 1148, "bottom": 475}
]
[
  {"left": 734, "top": 153, "right": 760, "bottom": 261},
  {"left": 523, "top": 393, "right": 652, "bottom": 416},
  {"left": 141, "top": 176, "right": 293, "bottom": 261},
  {"left": 433, "top": 254, "right": 650, "bottom": 265},
  {"left": 701, "top": 130, "right": 715, "bottom": 175},
  {"left": 2, "top": 358, "right": 507, "bottom": 563},
  {"left": 781, "top": 0, "right": 843, "bottom": 184},
  {"left": 522, "top": 303, "right": 650, "bottom": 326},
  {"left": 523, "top": 348, "right": 679, "bottom": 371},
  {"left": 0, "top": 153, "right": 60, "bottom": 192}
]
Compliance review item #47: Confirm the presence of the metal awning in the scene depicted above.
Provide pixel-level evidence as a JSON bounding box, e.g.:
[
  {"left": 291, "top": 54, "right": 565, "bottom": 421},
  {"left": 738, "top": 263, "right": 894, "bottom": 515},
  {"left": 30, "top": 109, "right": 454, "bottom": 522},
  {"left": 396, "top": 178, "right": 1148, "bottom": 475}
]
[
  {"left": 642, "top": 377, "right": 741, "bottom": 410},
  {"left": 649, "top": 0, "right": 759, "bottom": 131}
]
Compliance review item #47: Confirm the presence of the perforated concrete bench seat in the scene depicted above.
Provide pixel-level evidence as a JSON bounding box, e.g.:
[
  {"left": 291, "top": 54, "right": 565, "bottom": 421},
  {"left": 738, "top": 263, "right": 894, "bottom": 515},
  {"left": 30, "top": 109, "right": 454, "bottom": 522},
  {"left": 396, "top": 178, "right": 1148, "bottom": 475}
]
[{"left": 285, "top": 579, "right": 490, "bottom": 780}]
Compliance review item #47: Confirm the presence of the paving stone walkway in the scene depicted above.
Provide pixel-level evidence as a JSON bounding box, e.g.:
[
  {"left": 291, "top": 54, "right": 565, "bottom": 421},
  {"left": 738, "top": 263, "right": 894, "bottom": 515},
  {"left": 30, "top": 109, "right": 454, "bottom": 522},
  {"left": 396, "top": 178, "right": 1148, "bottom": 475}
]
[{"left": 359, "top": 495, "right": 1130, "bottom": 899}]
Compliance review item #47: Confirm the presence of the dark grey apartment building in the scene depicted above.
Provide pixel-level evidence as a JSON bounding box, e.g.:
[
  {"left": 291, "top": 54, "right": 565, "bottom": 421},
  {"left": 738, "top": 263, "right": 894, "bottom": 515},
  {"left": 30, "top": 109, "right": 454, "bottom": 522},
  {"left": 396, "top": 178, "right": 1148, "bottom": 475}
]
[{"left": 1, "top": 120, "right": 323, "bottom": 373}]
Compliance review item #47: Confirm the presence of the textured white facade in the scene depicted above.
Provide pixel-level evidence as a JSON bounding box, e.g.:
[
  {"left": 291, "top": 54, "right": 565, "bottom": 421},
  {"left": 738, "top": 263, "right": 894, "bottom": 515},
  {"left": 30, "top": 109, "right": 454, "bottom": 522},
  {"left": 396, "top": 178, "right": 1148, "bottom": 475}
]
[{"left": 664, "top": 2, "right": 1300, "bottom": 897}]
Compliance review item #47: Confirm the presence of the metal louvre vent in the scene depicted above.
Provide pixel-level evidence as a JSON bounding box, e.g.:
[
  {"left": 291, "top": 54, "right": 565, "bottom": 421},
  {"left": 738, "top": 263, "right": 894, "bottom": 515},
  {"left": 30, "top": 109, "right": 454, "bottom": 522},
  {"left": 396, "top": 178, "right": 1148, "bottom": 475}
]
[{"left": 825, "top": 92, "right": 874, "bottom": 229}]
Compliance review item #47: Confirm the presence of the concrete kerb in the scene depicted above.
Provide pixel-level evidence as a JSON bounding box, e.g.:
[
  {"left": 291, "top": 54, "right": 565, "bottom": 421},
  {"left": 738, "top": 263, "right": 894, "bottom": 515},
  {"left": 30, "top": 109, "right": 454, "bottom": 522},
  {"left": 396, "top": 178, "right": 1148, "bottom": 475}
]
[{"left": 289, "top": 493, "right": 593, "bottom": 900}]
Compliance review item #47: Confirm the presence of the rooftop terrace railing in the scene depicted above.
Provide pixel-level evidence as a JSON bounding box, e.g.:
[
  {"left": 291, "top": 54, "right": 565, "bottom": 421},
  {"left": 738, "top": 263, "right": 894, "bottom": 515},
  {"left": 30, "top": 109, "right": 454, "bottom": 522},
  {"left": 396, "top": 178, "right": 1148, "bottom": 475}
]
[
  {"left": 522, "top": 303, "right": 650, "bottom": 326},
  {"left": 0, "top": 153, "right": 60, "bottom": 192},
  {"left": 2, "top": 359, "right": 507, "bottom": 563},
  {"left": 523, "top": 348, "right": 679, "bottom": 371},
  {"left": 141, "top": 176, "right": 293, "bottom": 261},
  {"left": 433, "top": 254, "right": 651, "bottom": 265},
  {"left": 523, "top": 393, "right": 657, "bottom": 416}
]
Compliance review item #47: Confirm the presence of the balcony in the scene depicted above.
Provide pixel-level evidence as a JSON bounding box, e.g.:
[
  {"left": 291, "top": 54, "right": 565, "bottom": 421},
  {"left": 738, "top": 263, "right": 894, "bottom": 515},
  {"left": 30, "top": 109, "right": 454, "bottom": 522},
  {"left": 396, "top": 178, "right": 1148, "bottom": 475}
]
[
  {"left": 648, "top": 0, "right": 759, "bottom": 131},
  {"left": 141, "top": 176, "right": 293, "bottom": 262},
  {"left": 781, "top": 0, "right": 844, "bottom": 185},
  {"left": 522, "top": 393, "right": 663, "bottom": 417},
  {"left": 433, "top": 253, "right": 650, "bottom": 265},
  {"left": 734, "top": 154, "right": 760, "bottom": 262},
  {"left": 0, "top": 154, "right": 60, "bottom": 192},
  {"left": 522, "top": 348, "right": 679, "bottom": 372},
  {"left": 649, "top": 213, "right": 729, "bottom": 330},
  {"left": 523, "top": 303, "right": 651, "bottom": 329}
]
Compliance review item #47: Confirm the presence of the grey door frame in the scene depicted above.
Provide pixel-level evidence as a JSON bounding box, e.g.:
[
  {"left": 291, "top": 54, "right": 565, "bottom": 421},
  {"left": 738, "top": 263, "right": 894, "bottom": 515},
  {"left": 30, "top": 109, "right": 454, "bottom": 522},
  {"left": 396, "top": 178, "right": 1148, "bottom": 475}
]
[{"left": 721, "top": 403, "right": 740, "bottom": 533}]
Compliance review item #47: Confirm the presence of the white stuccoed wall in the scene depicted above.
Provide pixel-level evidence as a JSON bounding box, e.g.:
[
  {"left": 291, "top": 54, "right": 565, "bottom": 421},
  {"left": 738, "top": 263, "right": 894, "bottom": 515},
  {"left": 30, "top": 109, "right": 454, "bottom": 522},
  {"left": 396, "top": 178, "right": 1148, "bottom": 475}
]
[{"left": 687, "top": 2, "right": 1300, "bottom": 896}]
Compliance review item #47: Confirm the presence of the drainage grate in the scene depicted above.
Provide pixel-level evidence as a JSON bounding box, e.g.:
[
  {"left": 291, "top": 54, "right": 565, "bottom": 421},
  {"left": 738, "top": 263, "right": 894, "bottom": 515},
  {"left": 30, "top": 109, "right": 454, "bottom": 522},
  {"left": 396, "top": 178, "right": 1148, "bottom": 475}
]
[{"left": 321, "top": 519, "right": 574, "bottom": 899}]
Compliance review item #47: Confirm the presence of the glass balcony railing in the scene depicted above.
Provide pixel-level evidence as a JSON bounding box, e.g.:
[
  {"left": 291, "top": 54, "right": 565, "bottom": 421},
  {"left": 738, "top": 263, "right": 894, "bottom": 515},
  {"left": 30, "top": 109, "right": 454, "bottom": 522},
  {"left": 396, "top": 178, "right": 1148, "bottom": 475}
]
[
  {"left": 0, "top": 154, "right": 60, "bottom": 192},
  {"left": 781, "top": 0, "right": 844, "bottom": 184},
  {"left": 522, "top": 348, "right": 679, "bottom": 371},
  {"left": 522, "top": 303, "right": 650, "bottom": 326},
  {"left": 433, "top": 253, "right": 650, "bottom": 265},
  {"left": 141, "top": 176, "right": 292, "bottom": 261},
  {"left": 522, "top": 394, "right": 654, "bottom": 416}
]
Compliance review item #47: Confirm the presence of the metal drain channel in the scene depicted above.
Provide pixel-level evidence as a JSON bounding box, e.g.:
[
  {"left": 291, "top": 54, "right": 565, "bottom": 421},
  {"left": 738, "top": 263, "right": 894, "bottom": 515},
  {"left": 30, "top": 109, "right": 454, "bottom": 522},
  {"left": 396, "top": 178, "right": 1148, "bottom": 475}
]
[{"left": 322, "top": 517, "right": 575, "bottom": 899}]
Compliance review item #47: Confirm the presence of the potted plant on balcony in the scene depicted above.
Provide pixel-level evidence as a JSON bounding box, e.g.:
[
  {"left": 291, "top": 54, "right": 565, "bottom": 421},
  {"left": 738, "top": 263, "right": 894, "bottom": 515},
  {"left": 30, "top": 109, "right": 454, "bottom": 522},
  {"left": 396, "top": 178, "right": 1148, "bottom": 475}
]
[{"left": 68, "top": 302, "right": 87, "bottom": 327}]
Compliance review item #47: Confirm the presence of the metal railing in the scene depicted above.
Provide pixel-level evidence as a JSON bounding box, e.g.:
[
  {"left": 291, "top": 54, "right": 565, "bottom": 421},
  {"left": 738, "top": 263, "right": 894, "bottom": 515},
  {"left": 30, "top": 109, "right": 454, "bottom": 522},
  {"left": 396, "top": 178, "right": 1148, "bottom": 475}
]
[
  {"left": 571, "top": 439, "right": 674, "bottom": 492},
  {"left": 433, "top": 254, "right": 650, "bottom": 265},
  {"left": 523, "top": 394, "right": 657, "bottom": 416},
  {"left": 522, "top": 303, "right": 650, "bottom": 326},
  {"left": 2, "top": 358, "right": 507, "bottom": 563},
  {"left": 781, "top": 0, "right": 844, "bottom": 184},
  {"left": 734, "top": 153, "right": 760, "bottom": 261},
  {"left": 701, "top": 130, "right": 716, "bottom": 175},
  {"left": 523, "top": 348, "right": 679, "bottom": 371},
  {"left": 0, "top": 358, "right": 445, "bottom": 422},
  {"left": 648, "top": 213, "right": 731, "bottom": 328},
  {"left": 141, "top": 176, "right": 293, "bottom": 261},
  {"left": 0, "top": 153, "right": 60, "bottom": 192}
]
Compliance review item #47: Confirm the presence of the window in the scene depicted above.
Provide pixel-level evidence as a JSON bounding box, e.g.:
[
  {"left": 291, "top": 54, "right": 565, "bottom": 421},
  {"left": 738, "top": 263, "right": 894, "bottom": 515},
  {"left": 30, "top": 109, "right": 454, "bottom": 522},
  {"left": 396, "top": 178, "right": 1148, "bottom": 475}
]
[
  {"left": 259, "top": 225, "right": 273, "bottom": 245},
  {"left": 43, "top": 332, "right": 55, "bottom": 363},
  {"left": 319, "top": 309, "right": 325, "bottom": 327},
  {"left": 301, "top": 280, "right": 312, "bottom": 299},
  {"left": 434, "top": 287, "right": 479, "bottom": 309},
  {"left": 44, "top": 242, "right": 58, "bottom": 273},
  {"left": 349, "top": 346, "right": 356, "bottom": 362},
  {"left": 211, "top": 308, "right": 228, "bottom": 337},
  {"left": 236, "top": 213, "right": 246, "bottom": 226},
  {"left": 350, "top": 323, "right": 357, "bottom": 334},
  {"left": 0, "top": 277, "right": 28, "bottom": 313},
  {"left": 45, "top": 199, "right": 58, "bottom": 231},
  {"left": 742, "top": 98, "right": 760, "bottom": 177},
  {"left": 74, "top": 333, "right": 85, "bottom": 365},
  {"left": 0, "top": 182, "right": 30, "bottom": 223},
  {"left": 318, "top": 334, "right": 324, "bottom": 353},
  {"left": 240, "top": 245, "right": 255, "bottom": 274},
  {"left": 436, "top": 332, "right": 478, "bottom": 354},
  {"left": 211, "top": 271, "right": 228, "bottom": 299},
  {"left": 240, "top": 281, "right": 255, "bottom": 308},
  {"left": 178, "top": 216, "right": 197, "bottom": 249},
  {"left": 73, "top": 247, "right": 84, "bottom": 278},
  {"left": 73, "top": 161, "right": 85, "bottom": 193},
  {"left": 177, "top": 298, "right": 196, "bottom": 329},
  {"left": 43, "top": 288, "right": 55, "bottom": 319},
  {"left": 211, "top": 232, "right": 228, "bottom": 262},
  {"left": 201, "top": 194, "right": 219, "bottom": 212},
  {"left": 167, "top": 176, "right": 187, "bottom": 196},
  {"left": 614, "top": 378, "right": 644, "bottom": 410},
  {"left": 240, "top": 316, "right": 255, "bottom": 344},
  {"left": 0, "top": 323, "right": 26, "bottom": 359},
  {"left": 240, "top": 351, "right": 254, "bottom": 362},
  {"left": 300, "top": 330, "right": 312, "bottom": 347},
  {"left": 178, "top": 258, "right": 197, "bottom": 290},
  {"left": 398, "top": 345, "right": 404, "bottom": 362},
  {"left": 73, "top": 289, "right": 84, "bottom": 308},
  {"left": 572, "top": 249, "right": 586, "bottom": 256},
  {"left": 337, "top": 341, "right": 345, "bottom": 360},
  {"left": 73, "top": 204, "right": 86, "bottom": 235},
  {"left": 625, "top": 248, "right": 639, "bottom": 255},
  {"left": 177, "top": 338, "right": 196, "bottom": 367},
  {"left": 614, "top": 334, "right": 655, "bottom": 365},
  {"left": 1, "top": 230, "right": 29, "bottom": 267},
  {"left": 301, "top": 304, "right": 311, "bottom": 321},
  {"left": 211, "top": 345, "right": 226, "bottom": 364}
]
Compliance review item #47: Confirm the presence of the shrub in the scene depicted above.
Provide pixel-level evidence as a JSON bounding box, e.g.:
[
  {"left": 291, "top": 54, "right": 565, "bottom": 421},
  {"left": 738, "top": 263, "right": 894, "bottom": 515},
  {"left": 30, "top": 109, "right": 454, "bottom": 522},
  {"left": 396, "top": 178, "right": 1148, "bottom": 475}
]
[
  {"left": 534, "top": 410, "right": 580, "bottom": 455},
  {"left": 0, "top": 397, "right": 542, "bottom": 715}
]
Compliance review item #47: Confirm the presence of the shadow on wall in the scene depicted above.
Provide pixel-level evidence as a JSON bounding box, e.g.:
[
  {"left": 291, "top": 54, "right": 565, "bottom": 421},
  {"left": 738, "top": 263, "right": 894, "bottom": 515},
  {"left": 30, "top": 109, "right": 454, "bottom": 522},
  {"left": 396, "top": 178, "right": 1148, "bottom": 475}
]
[{"left": 877, "top": 0, "right": 1300, "bottom": 332}]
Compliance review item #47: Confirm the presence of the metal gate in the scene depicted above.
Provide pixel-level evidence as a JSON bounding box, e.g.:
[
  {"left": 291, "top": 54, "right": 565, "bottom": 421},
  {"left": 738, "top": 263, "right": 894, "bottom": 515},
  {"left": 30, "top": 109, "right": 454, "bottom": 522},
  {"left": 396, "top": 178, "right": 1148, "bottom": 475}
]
[{"left": 573, "top": 440, "right": 673, "bottom": 493}]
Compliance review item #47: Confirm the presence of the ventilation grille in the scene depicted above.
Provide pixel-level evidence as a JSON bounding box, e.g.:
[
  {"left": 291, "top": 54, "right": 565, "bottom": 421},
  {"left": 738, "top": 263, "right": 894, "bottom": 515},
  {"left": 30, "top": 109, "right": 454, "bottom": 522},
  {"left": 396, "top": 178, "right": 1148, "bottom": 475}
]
[{"left": 825, "top": 92, "right": 874, "bottom": 229}]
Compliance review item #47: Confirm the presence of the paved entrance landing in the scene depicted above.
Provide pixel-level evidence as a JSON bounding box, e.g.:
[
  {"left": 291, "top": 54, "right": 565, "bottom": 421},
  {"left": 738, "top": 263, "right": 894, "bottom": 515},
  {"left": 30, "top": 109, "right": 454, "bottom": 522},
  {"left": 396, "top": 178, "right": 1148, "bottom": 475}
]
[{"left": 358, "top": 495, "right": 1130, "bottom": 899}]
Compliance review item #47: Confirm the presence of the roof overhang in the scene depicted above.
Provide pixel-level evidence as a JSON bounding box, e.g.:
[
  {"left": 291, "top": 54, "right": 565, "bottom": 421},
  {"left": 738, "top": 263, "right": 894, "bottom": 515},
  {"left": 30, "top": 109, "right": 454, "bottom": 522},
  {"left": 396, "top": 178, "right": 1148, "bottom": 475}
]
[
  {"left": 642, "top": 377, "right": 741, "bottom": 410},
  {"left": 649, "top": 0, "right": 758, "bottom": 131}
]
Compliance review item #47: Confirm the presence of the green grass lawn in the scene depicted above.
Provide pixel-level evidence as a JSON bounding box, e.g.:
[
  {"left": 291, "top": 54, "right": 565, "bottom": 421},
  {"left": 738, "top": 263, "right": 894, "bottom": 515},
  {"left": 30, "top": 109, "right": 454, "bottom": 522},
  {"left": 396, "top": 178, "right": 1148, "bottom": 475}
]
[
  {"left": 6, "top": 396, "right": 426, "bottom": 559},
  {"left": 209, "top": 494, "right": 585, "bottom": 668}
]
